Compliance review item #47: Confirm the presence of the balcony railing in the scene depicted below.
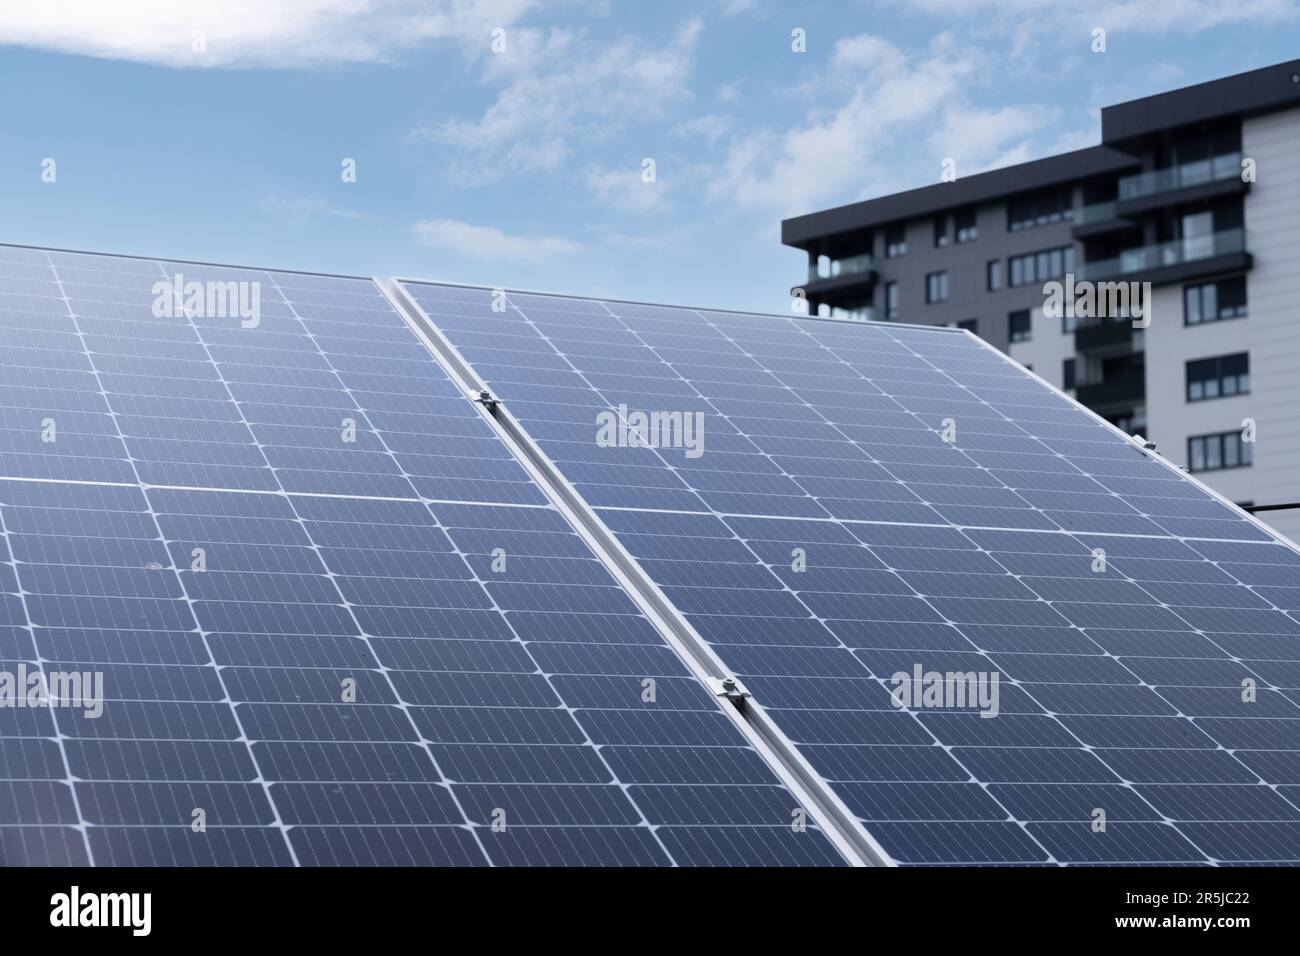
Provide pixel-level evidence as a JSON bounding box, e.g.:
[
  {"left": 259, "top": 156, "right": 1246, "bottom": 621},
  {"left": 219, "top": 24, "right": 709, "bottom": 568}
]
[
  {"left": 1117, "top": 152, "right": 1242, "bottom": 202},
  {"left": 1074, "top": 317, "right": 1134, "bottom": 352},
  {"left": 1075, "top": 200, "right": 1118, "bottom": 225},
  {"left": 1078, "top": 228, "right": 1246, "bottom": 282},
  {"left": 809, "top": 253, "right": 875, "bottom": 282},
  {"left": 1075, "top": 365, "right": 1145, "bottom": 408},
  {"left": 828, "top": 306, "right": 879, "bottom": 323}
]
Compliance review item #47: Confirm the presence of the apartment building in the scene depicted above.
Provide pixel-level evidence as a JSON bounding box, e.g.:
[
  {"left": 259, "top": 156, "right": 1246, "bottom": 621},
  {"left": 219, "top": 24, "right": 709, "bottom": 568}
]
[{"left": 782, "top": 59, "right": 1300, "bottom": 538}]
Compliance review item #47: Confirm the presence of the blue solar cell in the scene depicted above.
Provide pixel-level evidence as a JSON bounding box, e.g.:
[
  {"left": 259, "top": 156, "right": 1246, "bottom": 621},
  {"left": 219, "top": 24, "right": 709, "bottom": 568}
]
[
  {"left": 0, "top": 247, "right": 844, "bottom": 867},
  {"left": 404, "top": 279, "right": 1300, "bottom": 866}
]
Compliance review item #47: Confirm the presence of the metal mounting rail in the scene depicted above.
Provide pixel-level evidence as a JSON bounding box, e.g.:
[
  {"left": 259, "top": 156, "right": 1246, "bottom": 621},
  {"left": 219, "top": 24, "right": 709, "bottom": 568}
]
[{"left": 380, "top": 277, "right": 893, "bottom": 868}]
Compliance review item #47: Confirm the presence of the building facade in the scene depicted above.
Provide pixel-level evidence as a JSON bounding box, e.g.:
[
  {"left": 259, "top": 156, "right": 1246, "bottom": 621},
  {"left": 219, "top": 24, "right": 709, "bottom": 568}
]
[{"left": 782, "top": 59, "right": 1300, "bottom": 538}]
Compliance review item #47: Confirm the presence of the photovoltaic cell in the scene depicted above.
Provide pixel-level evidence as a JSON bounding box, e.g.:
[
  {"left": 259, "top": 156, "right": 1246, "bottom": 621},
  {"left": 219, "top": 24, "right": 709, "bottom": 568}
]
[
  {"left": 0, "top": 246, "right": 844, "bottom": 867},
  {"left": 401, "top": 280, "right": 1300, "bottom": 865}
]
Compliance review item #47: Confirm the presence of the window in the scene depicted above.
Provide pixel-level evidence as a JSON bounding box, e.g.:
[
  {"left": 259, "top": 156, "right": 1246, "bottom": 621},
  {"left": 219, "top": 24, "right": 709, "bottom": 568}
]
[
  {"left": 1188, "top": 431, "right": 1253, "bottom": 473},
  {"left": 1008, "top": 189, "right": 1074, "bottom": 231},
  {"left": 885, "top": 225, "right": 907, "bottom": 258},
  {"left": 1187, "top": 353, "right": 1249, "bottom": 402},
  {"left": 986, "top": 259, "right": 1002, "bottom": 291},
  {"left": 925, "top": 271, "right": 949, "bottom": 304},
  {"left": 1180, "top": 210, "right": 1214, "bottom": 260},
  {"left": 958, "top": 318, "right": 978, "bottom": 334},
  {"left": 884, "top": 281, "right": 899, "bottom": 321},
  {"left": 1063, "top": 358, "right": 1076, "bottom": 391},
  {"left": 956, "top": 209, "right": 978, "bottom": 243},
  {"left": 1185, "top": 276, "right": 1248, "bottom": 325},
  {"left": 1107, "top": 413, "right": 1138, "bottom": 435},
  {"left": 934, "top": 217, "right": 950, "bottom": 248},
  {"left": 1009, "top": 310, "right": 1031, "bottom": 343},
  {"left": 1106, "top": 409, "right": 1147, "bottom": 434},
  {"left": 1009, "top": 245, "right": 1074, "bottom": 287}
]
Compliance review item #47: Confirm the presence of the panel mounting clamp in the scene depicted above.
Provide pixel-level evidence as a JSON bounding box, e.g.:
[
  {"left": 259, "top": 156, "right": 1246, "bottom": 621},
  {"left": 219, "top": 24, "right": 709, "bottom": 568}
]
[
  {"left": 473, "top": 390, "right": 500, "bottom": 415},
  {"left": 1130, "top": 433, "right": 1157, "bottom": 453},
  {"left": 707, "top": 676, "right": 751, "bottom": 702}
]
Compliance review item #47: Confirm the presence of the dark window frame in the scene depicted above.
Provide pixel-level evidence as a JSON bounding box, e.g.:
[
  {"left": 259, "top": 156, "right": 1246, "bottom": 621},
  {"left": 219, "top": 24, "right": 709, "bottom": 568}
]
[
  {"left": 884, "top": 224, "right": 908, "bottom": 258},
  {"left": 1188, "top": 431, "right": 1253, "bottom": 473},
  {"left": 925, "top": 271, "right": 949, "bottom": 304},
  {"left": 956, "top": 208, "right": 978, "bottom": 243},
  {"left": 934, "top": 216, "right": 950, "bottom": 248},
  {"left": 1008, "top": 245, "right": 1074, "bottom": 287},
  {"left": 1186, "top": 353, "right": 1250, "bottom": 402},
  {"left": 986, "top": 259, "right": 1002, "bottom": 291},
  {"left": 1184, "top": 276, "right": 1248, "bottom": 326},
  {"left": 1008, "top": 189, "right": 1074, "bottom": 231},
  {"left": 1009, "top": 310, "right": 1031, "bottom": 343}
]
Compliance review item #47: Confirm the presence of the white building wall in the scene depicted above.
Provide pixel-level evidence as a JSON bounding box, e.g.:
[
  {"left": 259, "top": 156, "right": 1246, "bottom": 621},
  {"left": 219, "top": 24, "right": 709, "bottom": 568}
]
[
  {"left": 1241, "top": 106, "right": 1300, "bottom": 542},
  {"left": 1009, "top": 305, "right": 1075, "bottom": 391},
  {"left": 1145, "top": 106, "right": 1300, "bottom": 541},
  {"left": 1143, "top": 284, "right": 1252, "bottom": 501}
]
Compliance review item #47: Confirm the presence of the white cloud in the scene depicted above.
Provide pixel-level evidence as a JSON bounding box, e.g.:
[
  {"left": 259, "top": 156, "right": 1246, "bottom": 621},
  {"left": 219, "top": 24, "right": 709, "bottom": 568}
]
[
  {"left": 586, "top": 166, "right": 668, "bottom": 213},
  {"left": 0, "top": 0, "right": 537, "bottom": 69},
  {"left": 928, "top": 104, "right": 1058, "bottom": 172},
  {"left": 584, "top": 221, "right": 702, "bottom": 253},
  {"left": 830, "top": 33, "right": 907, "bottom": 75},
  {"left": 1045, "top": 123, "right": 1103, "bottom": 156},
  {"left": 705, "top": 30, "right": 1098, "bottom": 215},
  {"left": 673, "top": 114, "right": 730, "bottom": 144},
  {"left": 413, "top": 18, "right": 702, "bottom": 180},
  {"left": 1147, "top": 61, "right": 1186, "bottom": 86},
  {"left": 259, "top": 196, "right": 367, "bottom": 225},
  {"left": 707, "top": 33, "right": 995, "bottom": 213},
  {"left": 897, "top": 0, "right": 1296, "bottom": 32},
  {"left": 410, "top": 218, "right": 582, "bottom": 262}
]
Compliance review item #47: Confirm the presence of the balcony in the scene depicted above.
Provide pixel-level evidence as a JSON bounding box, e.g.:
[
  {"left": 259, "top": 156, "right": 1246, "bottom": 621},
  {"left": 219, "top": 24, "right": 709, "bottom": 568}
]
[
  {"left": 1074, "top": 318, "right": 1134, "bottom": 353},
  {"left": 1072, "top": 199, "right": 1137, "bottom": 239},
  {"left": 1075, "top": 365, "right": 1145, "bottom": 409},
  {"left": 1115, "top": 152, "right": 1247, "bottom": 215},
  {"left": 1076, "top": 200, "right": 1116, "bottom": 224},
  {"left": 796, "top": 252, "right": 878, "bottom": 304},
  {"left": 1077, "top": 228, "right": 1251, "bottom": 286},
  {"left": 827, "top": 306, "right": 879, "bottom": 323},
  {"left": 807, "top": 252, "right": 874, "bottom": 282},
  {"left": 1118, "top": 152, "right": 1241, "bottom": 200}
]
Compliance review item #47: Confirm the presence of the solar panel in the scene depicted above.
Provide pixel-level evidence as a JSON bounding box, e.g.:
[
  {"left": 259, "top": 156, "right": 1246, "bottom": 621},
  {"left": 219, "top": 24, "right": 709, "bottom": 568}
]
[
  {"left": 0, "top": 245, "right": 847, "bottom": 867},
  {"left": 398, "top": 280, "right": 1300, "bottom": 865}
]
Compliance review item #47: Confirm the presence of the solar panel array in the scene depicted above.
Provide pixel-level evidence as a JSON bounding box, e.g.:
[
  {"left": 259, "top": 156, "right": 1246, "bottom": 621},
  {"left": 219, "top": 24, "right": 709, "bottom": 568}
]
[
  {"left": 0, "top": 246, "right": 846, "bottom": 867},
  {"left": 402, "top": 280, "right": 1300, "bottom": 866}
]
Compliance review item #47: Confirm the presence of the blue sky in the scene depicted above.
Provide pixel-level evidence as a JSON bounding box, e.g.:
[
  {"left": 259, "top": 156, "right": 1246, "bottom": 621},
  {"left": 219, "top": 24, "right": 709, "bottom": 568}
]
[{"left": 1, "top": 0, "right": 1297, "bottom": 313}]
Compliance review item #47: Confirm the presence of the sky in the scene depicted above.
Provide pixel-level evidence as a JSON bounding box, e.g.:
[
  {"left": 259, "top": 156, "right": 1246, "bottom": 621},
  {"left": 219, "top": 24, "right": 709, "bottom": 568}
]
[{"left": 0, "top": 0, "right": 1297, "bottom": 314}]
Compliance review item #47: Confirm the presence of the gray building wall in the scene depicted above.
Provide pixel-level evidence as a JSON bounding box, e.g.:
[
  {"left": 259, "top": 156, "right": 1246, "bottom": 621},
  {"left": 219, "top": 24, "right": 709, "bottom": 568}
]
[
  {"left": 1008, "top": 303, "right": 1076, "bottom": 390},
  {"left": 863, "top": 195, "right": 1077, "bottom": 352}
]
